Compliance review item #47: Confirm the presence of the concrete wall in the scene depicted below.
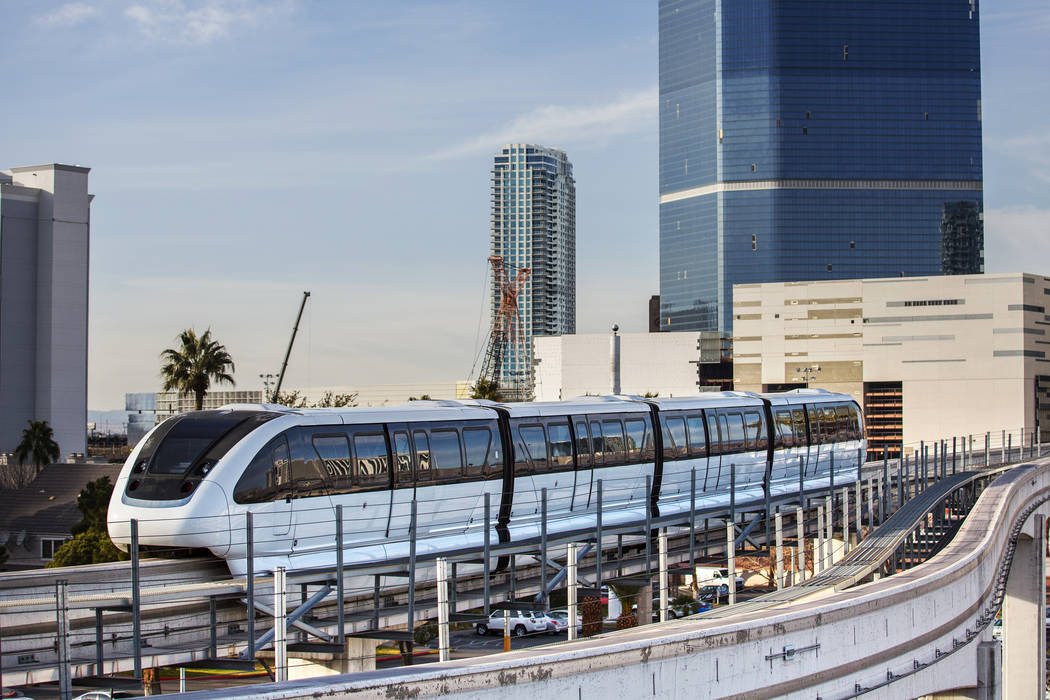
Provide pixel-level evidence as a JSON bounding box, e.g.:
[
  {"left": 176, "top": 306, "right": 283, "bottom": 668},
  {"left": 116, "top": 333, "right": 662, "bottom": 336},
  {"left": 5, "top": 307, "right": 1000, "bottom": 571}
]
[
  {"left": 534, "top": 332, "right": 700, "bottom": 401},
  {"left": 733, "top": 273, "right": 1050, "bottom": 446},
  {"left": 0, "top": 164, "right": 89, "bottom": 457}
]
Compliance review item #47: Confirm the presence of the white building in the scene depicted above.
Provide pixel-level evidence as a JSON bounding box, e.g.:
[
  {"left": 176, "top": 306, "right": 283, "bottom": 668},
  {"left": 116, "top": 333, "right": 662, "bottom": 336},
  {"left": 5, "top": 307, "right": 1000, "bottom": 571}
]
[
  {"left": 0, "top": 164, "right": 90, "bottom": 458},
  {"left": 732, "top": 272, "right": 1050, "bottom": 458},
  {"left": 534, "top": 332, "right": 701, "bottom": 401}
]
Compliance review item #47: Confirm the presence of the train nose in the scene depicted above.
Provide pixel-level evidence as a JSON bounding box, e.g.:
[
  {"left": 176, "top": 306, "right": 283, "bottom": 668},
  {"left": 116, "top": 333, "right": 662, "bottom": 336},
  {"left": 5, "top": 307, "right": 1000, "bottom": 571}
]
[{"left": 108, "top": 481, "right": 232, "bottom": 556}]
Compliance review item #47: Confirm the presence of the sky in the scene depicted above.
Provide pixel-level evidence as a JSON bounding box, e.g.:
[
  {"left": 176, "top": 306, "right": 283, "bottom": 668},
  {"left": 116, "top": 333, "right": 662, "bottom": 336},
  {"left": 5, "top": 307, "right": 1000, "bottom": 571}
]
[{"left": 1, "top": 0, "right": 1048, "bottom": 411}]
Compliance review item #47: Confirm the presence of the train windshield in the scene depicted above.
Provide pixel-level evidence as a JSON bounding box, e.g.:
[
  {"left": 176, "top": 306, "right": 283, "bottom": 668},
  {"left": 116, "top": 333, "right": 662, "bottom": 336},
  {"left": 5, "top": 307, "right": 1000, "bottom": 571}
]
[{"left": 127, "top": 410, "right": 280, "bottom": 501}]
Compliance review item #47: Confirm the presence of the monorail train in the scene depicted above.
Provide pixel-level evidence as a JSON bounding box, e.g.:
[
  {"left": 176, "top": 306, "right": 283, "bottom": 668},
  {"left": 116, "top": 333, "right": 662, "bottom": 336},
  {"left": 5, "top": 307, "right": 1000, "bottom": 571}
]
[{"left": 107, "top": 389, "right": 864, "bottom": 576}]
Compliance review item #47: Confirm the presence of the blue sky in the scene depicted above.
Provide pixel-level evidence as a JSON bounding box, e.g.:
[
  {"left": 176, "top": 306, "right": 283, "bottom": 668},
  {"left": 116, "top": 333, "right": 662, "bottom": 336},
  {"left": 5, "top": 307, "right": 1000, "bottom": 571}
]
[{"left": 1, "top": 1, "right": 1047, "bottom": 410}]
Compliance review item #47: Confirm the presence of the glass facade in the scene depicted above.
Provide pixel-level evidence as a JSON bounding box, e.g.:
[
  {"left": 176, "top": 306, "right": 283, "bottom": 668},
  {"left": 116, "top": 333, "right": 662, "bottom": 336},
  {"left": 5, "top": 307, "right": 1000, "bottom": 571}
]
[
  {"left": 659, "top": 0, "right": 984, "bottom": 332},
  {"left": 491, "top": 145, "right": 576, "bottom": 397}
]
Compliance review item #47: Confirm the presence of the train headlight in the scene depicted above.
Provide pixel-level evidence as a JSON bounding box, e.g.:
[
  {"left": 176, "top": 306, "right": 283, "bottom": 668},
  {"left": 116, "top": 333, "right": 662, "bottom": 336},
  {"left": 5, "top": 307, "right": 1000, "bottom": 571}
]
[{"left": 180, "top": 481, "right": 196, "bottom": 495}]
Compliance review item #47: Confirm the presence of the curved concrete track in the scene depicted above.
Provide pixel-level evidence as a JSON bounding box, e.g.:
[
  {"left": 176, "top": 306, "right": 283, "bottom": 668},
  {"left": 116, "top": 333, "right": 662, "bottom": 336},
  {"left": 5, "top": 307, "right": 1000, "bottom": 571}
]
[{"left": 179, "top": 456, "right": 1050, "bottom": 700}]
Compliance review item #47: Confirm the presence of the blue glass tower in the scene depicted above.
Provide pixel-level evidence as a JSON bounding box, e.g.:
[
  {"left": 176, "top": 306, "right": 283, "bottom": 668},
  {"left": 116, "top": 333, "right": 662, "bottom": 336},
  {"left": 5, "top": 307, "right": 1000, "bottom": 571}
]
[{"left": 658, "top": 0, "right": 983, "bottom": 333}]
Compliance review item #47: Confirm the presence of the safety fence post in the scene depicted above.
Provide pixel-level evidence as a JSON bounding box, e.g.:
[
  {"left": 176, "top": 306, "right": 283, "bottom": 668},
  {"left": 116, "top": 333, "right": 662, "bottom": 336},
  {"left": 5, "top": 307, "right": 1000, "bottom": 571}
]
[
  {"left": 336, "top": 504, "right": 344, "bottom": 646},
  {"left": 56, "top": 579, "right": 72, "bottom": 700},
  {"left": 245, "top": 512, "right": 255, "bottom": 662},
  {"left": 567, "top": 543, "right": 579, "bottom": 641},
  {"left": 274, "top": 566, "right": 287, "bottom": 682},
  {"left": 775, "top": 511, "right": 784, "bottom": 589},
  {"left": 726, "top": 520, "right": 736, "bottom": 605},
  {"left": 436, "top": 557, "right": 450, "bottom": 662},
  {"left": 796, "top": 506, "right": 806, "bottom": 583},
  {"left": 130, "top": 519, "right": 143, "bottom": 680},
  {"left": 658, "top": 529, "right": 669, "bottom": 623}
]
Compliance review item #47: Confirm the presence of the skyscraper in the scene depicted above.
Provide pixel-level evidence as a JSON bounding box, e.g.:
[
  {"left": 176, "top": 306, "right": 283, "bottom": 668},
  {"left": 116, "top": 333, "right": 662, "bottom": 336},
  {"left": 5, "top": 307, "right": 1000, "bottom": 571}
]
[
  {"left": 490, "top": 144, "right": 576, "bottom": 398},
  {"left": 658, "top": 1, "right": 984, "bottom": 333},
  {"left": 0, "top": 164, "right": 91, "bottom": 458}
]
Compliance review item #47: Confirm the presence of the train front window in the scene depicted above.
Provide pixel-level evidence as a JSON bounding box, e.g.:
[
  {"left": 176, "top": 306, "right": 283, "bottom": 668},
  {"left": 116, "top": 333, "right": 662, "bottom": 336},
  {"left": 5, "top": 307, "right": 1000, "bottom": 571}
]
[
  {"left": 234, "top": 436, "right": 291, "bottom": 504},
  {"left": 149, "top": 413, "right": 247, "bottom": 474}
]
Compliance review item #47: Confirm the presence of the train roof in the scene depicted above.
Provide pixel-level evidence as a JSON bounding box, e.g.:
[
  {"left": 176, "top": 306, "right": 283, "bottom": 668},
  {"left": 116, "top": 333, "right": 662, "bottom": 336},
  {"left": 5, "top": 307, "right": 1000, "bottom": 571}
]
[
  {"left": 640, "top": 392, "right": 765, "bottom": 411},
  {"left": 760, "top": 389, "right": 857, "bottom": 406}
]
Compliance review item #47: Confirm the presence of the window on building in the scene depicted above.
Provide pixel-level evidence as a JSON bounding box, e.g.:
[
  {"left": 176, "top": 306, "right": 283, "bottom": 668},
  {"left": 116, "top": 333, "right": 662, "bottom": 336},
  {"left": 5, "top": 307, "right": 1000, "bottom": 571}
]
[{"left": 41, "top": 538, "right": 69, "bottom": 560}]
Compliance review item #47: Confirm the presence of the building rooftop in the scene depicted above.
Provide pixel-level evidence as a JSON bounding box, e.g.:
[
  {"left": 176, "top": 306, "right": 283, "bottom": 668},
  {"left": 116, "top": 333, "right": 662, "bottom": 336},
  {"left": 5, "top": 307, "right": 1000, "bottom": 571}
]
[{"left": 0, "top": 463, "right": 122, "bottom": 543}]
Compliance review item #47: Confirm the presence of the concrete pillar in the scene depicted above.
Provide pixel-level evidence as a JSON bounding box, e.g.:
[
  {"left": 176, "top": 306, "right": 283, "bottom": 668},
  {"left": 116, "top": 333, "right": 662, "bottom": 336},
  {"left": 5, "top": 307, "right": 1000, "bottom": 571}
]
[
  {"left": 658, "top": 529, "right": 669, "bottom": 623},
  {"left": 842, "top": 487, "right": 850, "bottom": 555},
  {"left": 726, "top": 520, "right": 736, "bottom": 605},
  {"left": 567, "top": 543, "right": 578, "bottom": 641},
  {"left": 825, "top": 495, "right": 834, "bottom": 565},
  {"left": 775, "top": 511, "right": 784, "bottom": 590},
  {"left": 286, "top": 638, "right": 380, "bottom": 679},
  {"left": 1003, "top": 514, "right": 1046, "bottom": 699},
  {"left": 274, "top": 567, "right": 287, "bottom": 683},
  {"left": 796, "top": 506, "right": 806, "bottom": 582},
  {"left": 816, "top": 505, "right": 825, "bottom": 574},
  {"left": 436, "top": 557, "right": 450, "bottom": 662}
]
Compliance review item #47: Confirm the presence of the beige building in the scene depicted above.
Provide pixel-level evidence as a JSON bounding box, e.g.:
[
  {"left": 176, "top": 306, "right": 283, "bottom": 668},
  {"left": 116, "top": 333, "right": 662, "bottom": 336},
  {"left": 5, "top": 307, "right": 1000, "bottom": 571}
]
[
  {"left": 732, "top": 272, "right": 1050, "bottom": 458},
  {"left": 534, "top": 331, "right": 703, "bottom": 401}
]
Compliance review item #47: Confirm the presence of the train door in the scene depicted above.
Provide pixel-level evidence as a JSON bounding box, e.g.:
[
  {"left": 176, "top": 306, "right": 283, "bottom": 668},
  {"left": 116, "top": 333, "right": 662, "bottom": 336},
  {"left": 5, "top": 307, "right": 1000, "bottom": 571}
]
[
  {"left": 571, "top": 416, "right": 594, "bottom": 512},
  {"left": 284, "top": 428, "right": 337, "bottom": 557},
  {"left": 510, "top": 420, "right": 546, "bottom": 519},
  {"left": 705, "top": 412, "right": 723, "bottom": 492},
  {"left": 386, "top": 423, "right": 415, "bottom": 539},
  {"left": 236, "top": 434, "right": 294, "bottom": 558}
]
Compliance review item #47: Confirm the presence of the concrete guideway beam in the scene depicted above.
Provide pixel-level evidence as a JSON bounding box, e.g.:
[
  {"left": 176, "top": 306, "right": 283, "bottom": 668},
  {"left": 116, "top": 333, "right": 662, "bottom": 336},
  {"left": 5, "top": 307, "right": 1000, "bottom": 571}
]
[{"left": 176, "top": 456, "right": 1050, "bottom": 700}]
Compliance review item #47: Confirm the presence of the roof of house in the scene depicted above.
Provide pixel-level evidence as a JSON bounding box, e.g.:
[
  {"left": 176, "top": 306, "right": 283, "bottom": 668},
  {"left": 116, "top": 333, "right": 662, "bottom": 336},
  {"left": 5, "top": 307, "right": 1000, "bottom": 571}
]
[{"left": 0, "top": 464, "right": 122, "bottom": 546}]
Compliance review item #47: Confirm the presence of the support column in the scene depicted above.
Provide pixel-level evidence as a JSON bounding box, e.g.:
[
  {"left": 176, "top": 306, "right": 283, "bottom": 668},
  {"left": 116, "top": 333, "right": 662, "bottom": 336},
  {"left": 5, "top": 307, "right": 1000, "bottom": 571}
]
[
  {"left": 816, "top": 504, "right": 825, "bottom": 574},
  {"left": 774, "top": 511, "right": 784, "bottom": 590},
  {"left": 658, "top": 529, "right": 669, "bottom": 623},
  {"left": 567, "top": 543, "right": 578, "bottom": 642},
  {"left": 726, "top": 520, "right": 736, "bottom": 605},
  {"left": 274, "top": 567, "right": 287, "bottom": 683},
  {"left": 1003, "top": 514, "right": 1046, "bottom": 699},
  {"left": 436, "top": 557, "right": 450, "bottom": 662},
  {"left": 796, "top": 506, "right": 806, "bottom": 583}
]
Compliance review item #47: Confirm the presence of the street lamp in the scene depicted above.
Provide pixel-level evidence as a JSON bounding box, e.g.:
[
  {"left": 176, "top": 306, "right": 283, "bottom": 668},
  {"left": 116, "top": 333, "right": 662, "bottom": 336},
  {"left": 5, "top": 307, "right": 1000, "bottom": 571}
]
[
  {"left": 259, "top": 373, "right": 277, "bottom": 402},
  {"left": 794, "top": 365, "right": 821, "bottom": 386}
]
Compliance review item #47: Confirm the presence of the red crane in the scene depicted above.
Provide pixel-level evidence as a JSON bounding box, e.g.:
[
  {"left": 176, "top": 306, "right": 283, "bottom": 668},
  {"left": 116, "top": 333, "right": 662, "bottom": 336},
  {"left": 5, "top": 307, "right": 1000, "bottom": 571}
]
[{"left": 478, "top": 256, "right": 530, "bottom": 396}]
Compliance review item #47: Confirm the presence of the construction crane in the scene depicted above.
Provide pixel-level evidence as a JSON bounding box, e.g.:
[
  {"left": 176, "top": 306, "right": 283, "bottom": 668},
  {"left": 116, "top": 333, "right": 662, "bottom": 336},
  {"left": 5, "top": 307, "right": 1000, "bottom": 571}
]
[
  {"left": 271, "top": 291, "right": 311, "bottom": 401},
  {"left": 477, "top": 256, "right": 530, "bottom": 400}
]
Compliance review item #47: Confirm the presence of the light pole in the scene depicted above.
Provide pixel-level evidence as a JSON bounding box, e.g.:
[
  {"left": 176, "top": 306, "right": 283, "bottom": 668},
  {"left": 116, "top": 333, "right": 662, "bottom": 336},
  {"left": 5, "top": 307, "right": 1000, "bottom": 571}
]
[{"left": 259, "top": 373, "right": 277, "bottom": 402}]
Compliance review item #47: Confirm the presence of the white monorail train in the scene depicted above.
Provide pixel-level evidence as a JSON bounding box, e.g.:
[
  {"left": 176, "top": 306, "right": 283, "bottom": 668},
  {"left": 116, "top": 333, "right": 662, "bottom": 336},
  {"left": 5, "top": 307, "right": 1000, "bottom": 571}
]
[{"left": 108, "top": 389, "right": 864, "bottom": 576}]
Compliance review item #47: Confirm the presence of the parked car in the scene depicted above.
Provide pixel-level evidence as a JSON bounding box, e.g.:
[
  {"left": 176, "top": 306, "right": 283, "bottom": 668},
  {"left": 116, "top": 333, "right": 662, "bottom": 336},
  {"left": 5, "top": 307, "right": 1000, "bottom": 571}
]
[
  {"left": 474, "top": 610, "right": 552, "bottom": 637},
  {"left": 72, "top": 692, "right": 137, "bottom": 700},
  {"left": 697, "top": 584, "right": 736, "bottom": 603},
  {"left": 635, "top": 597, "right": 713, "bottom": 622},
  {"left": 547, "top": 608, "right": 583, "bottom": 633}
]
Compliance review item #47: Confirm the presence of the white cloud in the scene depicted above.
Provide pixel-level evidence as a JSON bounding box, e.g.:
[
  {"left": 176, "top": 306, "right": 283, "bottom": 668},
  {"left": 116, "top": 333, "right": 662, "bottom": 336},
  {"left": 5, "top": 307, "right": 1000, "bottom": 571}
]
[
  {"left": 124, "top": 0, "right": 291, "bottom": 44},
  {"left": 426, "top": 86, "right": 658, "bottom": 161},
  {"left": 984, "top": 205, "right": 1050, "bottom": 274},
  {"left": 36, "top": 2, "right": 99, "bottom": 27}
]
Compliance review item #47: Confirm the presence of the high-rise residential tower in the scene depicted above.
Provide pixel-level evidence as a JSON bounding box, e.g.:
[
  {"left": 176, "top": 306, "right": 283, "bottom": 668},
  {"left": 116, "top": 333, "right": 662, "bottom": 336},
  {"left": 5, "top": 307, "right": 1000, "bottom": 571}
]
[
  {"left": 658, "top": 1, "right": 984, "bottom": 333},
  {"left": 0, "top": 164, "right": 91, "bottom": 458},
  {"left": 490, "top": 144, "right": 576, "bottom": 398}
]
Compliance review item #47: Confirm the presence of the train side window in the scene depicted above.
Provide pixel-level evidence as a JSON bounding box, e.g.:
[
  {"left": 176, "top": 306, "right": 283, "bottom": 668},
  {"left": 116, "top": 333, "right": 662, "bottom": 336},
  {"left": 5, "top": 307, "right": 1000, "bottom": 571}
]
[
  {"left": 463, "top": 426, "right": 493, "bottom": 479},
  {"left": 775, "top": 410, "right": 793, "bottom": 448},
  {"left": 393, "top": 431, "right": 413, "bottom": 485},
  {"left": 352, "top": 433, "right": 388, "bottom": 487},
  {"left": 575, "top": 421, "right": 594, "bottom": 468},
  {"left": 686, "top": 415, "right": 706, "bottom": 458},
  {"left": 822, "top": 406, "right": 838, "bottom": 442},
  {"left": 548, "top": 422, "right": 573, "bottom": 470},
  {"left": 601, "top": 419, "right": 626, "bottom": 465},
  {"left": 792, "top": 409, "right": 808, "bottom": 446},
  {"left": 589, "top": 421, "right": 605, "bottom": 465},
  {"left": 707, "top": 413, "right": 722, "bottom": 456},
  {"left": 835, "top": 405, "right": 851, "bottom": 441},
  {"left": 625, "top": 418, "right": 646, "bottom": 462},
  {"left": 517, "top": 424, "right": 547, "bottom": 474},
  {"left": 849, "top": 404, "right": 862, "bottom": 440},
  {"left": 312, "top": 435, "right": 352, "bottom": 495},
  {"left": 745, "top": 411, "right": 766, "bottom": 451},
  {"left": 430, "top": 429, "right": 464, "bottom": 480},
  {"left": 725, "top": 412, "right": 746, "bottom": 454},
  {"left": 413, "top": 431, "right": 432, "bottom": 482},
  {"left": 233, "top": 435, "right": 290, "bottom": 504},
  {"left": 663, "top": 416, "right": 687, "bottom": 461}
]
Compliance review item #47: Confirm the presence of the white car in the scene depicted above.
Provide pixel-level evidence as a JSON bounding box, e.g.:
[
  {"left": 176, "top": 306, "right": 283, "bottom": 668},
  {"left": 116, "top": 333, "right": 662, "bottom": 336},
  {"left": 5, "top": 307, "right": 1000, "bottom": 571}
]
[
  {"left": 474, "top": 610, "right": 552, "bottom": 637},
  {"left": 547, "top": 608, "right": 583, "bottom": 633},
  {"left": 72, "top": 691, "right": 137, "bottom": 700}
]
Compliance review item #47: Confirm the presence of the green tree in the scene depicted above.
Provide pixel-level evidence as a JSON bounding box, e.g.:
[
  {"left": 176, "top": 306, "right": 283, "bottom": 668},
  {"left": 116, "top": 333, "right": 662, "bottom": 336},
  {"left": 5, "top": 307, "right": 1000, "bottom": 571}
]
[
  {"left": 470, "top": 379, "right": 501, "bottom": 401},
  {"left": 641, "top": 391, "right": 660, "bottom": 398},
  {"left": 271, "top": 390, "right": 358, "bottom": 408},
  {"left": 408, "top": 394, "right": 432, "bottom": 401},
  {"left": 47, "top": 476, "right": 127, "bottom": 568},
  {"left": 160, "top": 328, "right": 235, "bottom": 411},
  {"left": 9, "top": 420, "right": 60, "bottom": 487}
]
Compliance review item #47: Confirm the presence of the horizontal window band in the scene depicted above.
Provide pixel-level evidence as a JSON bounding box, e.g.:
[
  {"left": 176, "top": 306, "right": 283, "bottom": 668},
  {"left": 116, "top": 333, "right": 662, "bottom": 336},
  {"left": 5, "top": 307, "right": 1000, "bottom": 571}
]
[{"left": 660, "top": 178, "right": 983, "bottom": 204}]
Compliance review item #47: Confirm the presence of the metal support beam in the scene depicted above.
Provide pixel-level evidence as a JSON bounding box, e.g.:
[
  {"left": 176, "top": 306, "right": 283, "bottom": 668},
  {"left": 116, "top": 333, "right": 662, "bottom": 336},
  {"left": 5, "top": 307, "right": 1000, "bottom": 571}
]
[
  {"left": 274, "top": 567, "right": 287, "bottom": 683},
  {"left": 56, "top": 580, "right": 72, "bottom": 700},
  {"left": 245, "top": 585, "right": 333, "bottom": 656},
  {"left": 437, "top": 557, "right": 450, "bottom": 662},
  {"left": 130, "top": 519, "right": 142, "bottom": 680},
  {"left": 567, "top": 542, "right": 579, "bottom": 641},
  {"left": 726, "top": 520, "right": 736, "bottom": 606}
]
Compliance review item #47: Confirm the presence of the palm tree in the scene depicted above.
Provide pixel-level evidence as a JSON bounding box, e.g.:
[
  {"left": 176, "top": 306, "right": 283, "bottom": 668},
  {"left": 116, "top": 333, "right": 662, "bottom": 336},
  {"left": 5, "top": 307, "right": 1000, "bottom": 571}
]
[
  {"left": 160, "top": 328, "right": 235, "bottom": 411},
  {"left": 12, "top": 420, "right": 60, "bottom": 485}
]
